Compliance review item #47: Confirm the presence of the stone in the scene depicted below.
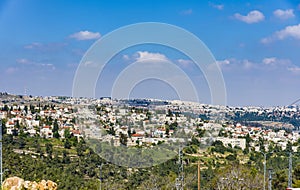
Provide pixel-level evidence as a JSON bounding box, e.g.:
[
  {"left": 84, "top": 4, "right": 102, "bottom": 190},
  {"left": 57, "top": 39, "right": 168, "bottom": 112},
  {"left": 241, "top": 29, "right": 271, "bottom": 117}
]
[
  {"left": 2, "top": 177, "right": 25, "bottom": 190},
  {"left": 2, "top": 177, "right": 57, "bottom": 190}
]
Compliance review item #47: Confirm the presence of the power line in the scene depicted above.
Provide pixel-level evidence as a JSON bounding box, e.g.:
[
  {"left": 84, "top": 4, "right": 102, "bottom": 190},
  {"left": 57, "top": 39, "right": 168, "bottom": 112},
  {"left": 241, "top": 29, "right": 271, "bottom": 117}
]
[{"left": 288, "top": 98, "right": 300, "bottom": 106}]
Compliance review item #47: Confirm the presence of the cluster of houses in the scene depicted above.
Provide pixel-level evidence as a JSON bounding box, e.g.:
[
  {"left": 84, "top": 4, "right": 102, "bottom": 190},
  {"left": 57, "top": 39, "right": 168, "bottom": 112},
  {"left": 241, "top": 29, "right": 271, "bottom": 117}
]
[
  {"left": 0, "top": 103, "right": 83, "bottom": 140},
  {"left": 0, "top": 94, "right": 300, "bottom": 153},
  {"left": 219, "top": 122, "right": 300, "bottom": 151}
]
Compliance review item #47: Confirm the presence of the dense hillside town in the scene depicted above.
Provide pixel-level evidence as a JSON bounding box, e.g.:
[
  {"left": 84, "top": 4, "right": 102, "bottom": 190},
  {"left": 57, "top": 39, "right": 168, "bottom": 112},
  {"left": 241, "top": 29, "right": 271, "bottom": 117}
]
[
  {"left": 1, "top": 92, "right": 300, "bottom": 153},
  {"left": 1, "top": 92, "right": 300, "bottom": 189}
]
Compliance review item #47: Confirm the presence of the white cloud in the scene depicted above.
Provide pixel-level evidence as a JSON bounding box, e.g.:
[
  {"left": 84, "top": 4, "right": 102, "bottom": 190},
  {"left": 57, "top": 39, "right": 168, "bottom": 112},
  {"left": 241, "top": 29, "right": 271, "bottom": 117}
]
[
  {"left": 215, "top": 58, "right": 255, "bottom": 70},
  {"left": 41, "top": 63, "right": 56, "bottom": 70},
  {"left": 273, "top": 9, "right": 295, "bottom": 20},
  {"left": 261, "top": 24, "right": 300, "bottom": 43},
  {"left": 15, "top": 58, "right": 56, "bottom": 70},
  {"left": 216, "top": 59, "right": 230, "bottom": 66},
  {"left": 262, "top": 57, "right": 276, "bottom": 65},
  {"left": 69, "top": 31, "right": 101, "bottom": 40},
  {"left": 24, "top": 42, "right": 67, "bottom": 51},
  {"left": 288, "top": 67, "right": 300, "bottom": 74},
  {"left": 24, "top": 42, "right": 42, "bottom": 49},
  {"left": 260, "top": 37, "right": 273, "bottom": 44},
  {"left": 16, "top": 58, "right": 31, "bottom": 64},
  {"left": 209, "top": 2, "right": 224, "bottom": 10},
  {"left": 275, "top": 24, "right": 300, "bottom": 39},
  {"left": 234, "top": 10, "right": 265, "bottom": 24},
  {"left": 216, "top": 57, "right": 300, "bottom": 81},
  {"left": 262, "top": 57, "right": 290, "bottom": 67},
  {"left": 83, "top": 61, "right": 94, "bottom": 66},
  {"left": 180, "top": 9, "right": 193, "bottom": 15},
  {"left": 177, "top": 59, "right": 194, "bottom": 67},
  {"left": 135, "top": 51, "right": 169, "bottom": 62},
  {"left": 122, "top": 55, "right": 130, "bottom": 61}
]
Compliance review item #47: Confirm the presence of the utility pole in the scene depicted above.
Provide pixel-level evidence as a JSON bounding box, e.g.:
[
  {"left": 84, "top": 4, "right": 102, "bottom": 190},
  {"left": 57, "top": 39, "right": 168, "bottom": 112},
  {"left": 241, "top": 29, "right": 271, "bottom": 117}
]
[
  {"left": 98, "top": 164, "right": 103, "bottom": 190},
  {"left": 263, "top": 153, "right": 266, "bottom": 190},
  {"left": 268, "top": 169, "right": 273, "bottom": 190},
  {"left": 175, "top": 147, "right": 184, "bottom": 190},
  {"left": 261, "top": 151, "right": 273, "bottom": 190},
  {"left": 198, "top": 160, "right": 200, "bottom": 190},
  {"left": 288, "top": 152, "right": 292, "bottom": 188},
  {"left": 0, "top": 120, "right": 2, "bottom": 188}
]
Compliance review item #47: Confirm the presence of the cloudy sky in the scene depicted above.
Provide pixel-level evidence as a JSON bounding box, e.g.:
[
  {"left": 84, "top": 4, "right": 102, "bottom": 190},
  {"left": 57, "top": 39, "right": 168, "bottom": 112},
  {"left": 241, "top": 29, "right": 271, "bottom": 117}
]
[{"left": 1, "top": 0, "right": 300, "bottom": 106}]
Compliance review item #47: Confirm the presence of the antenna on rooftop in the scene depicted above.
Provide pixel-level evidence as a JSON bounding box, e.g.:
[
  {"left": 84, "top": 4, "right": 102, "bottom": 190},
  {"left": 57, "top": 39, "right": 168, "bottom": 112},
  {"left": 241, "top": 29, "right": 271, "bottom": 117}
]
[{"left": 24, "top": 86, "right": 27, "bottom": 96}]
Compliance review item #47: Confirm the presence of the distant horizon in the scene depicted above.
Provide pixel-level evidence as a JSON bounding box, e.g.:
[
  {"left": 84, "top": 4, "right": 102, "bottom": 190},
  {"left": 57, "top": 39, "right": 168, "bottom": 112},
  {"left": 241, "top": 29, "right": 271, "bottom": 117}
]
[{"left": 1, "top": 91, "right": 300, "bottom": 108}]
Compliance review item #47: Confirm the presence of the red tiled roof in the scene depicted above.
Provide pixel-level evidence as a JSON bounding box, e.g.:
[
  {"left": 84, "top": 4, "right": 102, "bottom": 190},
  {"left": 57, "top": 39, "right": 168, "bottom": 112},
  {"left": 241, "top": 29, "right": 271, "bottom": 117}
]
[
  {"left": 72, "top": 130, "right": 81, "bottom": 135},
  {"left": 132, "top": 134, "right": 144, "bottom": 137}
]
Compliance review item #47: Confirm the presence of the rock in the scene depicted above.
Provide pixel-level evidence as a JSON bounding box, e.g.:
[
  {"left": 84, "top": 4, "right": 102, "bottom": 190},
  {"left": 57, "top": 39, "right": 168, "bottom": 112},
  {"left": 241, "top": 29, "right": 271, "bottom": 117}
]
[
  {"left": 24, "top": 181, "right": 38, "bottom": 190},
  {"left": 37, "top": 180, "right": 47, "bottom": 190},
  {"left": 45, "top": 180, "right": 57, "bottom": 190},
  {"left": 2, "top": 177, "right": 25, "bottom": 190},
  {"left": 2, "top": 177, "right": 57, "bottom": 190},
  {"left": 37, "top": 179, "right": 57, "bottom": 190}
]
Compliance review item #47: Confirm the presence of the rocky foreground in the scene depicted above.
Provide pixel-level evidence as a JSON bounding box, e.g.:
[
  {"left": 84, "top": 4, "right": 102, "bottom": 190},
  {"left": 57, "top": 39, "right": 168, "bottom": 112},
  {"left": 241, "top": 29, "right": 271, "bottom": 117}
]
[{"left": 2, "top": 177, "right": 57, "bottom": 190}]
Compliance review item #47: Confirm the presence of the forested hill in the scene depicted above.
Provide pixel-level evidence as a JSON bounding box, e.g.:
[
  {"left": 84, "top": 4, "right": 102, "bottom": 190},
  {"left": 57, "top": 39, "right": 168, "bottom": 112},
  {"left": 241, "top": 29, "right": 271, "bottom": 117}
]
[{"left": 3, "top": 133, "right": 300, "bottom": 189}]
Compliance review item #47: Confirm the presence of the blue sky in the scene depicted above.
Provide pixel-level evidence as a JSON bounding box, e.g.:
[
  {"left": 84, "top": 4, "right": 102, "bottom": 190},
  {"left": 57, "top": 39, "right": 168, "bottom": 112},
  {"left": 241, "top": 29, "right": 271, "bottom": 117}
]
[{"left": 1, "top": 0, "right": 300, "bottom": 106}]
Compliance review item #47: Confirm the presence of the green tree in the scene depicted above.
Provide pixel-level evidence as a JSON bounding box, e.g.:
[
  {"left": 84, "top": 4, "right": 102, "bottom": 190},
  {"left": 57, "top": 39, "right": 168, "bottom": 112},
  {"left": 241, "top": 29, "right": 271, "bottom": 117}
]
[
  {"left": 1, "top": 119, "right": 7, "bottom": 134},
  {"left": 45, "top": 142, "right": 53, "bottom": 158},
  {"left": 36, "top": 141, "right": 42, "bottom": 154},
  {"left": 17, "top": 137, "right": 26, "bottom": 149},
  {"left": 24, "top": 105, "right": 28, "bottom": 114},
  {"left": 64, "top": 139, "right": 71, "bottom": 149},
  {"left": 3, "top": 104, "right": 9, "bottom": 111},
  {"left": 211, "top": 140, "right": 226, "bottom": 154},
  {"left": 120, "top": 133, "right": 128, "bottom": 146},
  {"left": 272, "top": 170, "right": 287, "bottom": 189},
  {"left": 286, "top": 141, "right": 293, "bottom": 152},
  {"left": 293, "top": 164, "right": 300, "bottom": 187},
  {"left": 167, "top": 109, "right": 172, "bottom": 117},
  {"left": 62, "top": 150, "right": 70, "bottom": 164},
  {"left": 76, "top": 142, "right": 85, "bottom": 157},
  {"left": 210, "top": 164, "right": 263, "bottom": 189},
  {"left": 226, "top": 154, "right": 237, "bottom": 161},
  {"left": 52, "top": 119, "right": 60, "bottom": 138},
  {"left": 64, "top": 128, "right": 71, "bottom": 139},
  {"left": 196, "top": 127, "right": 206, "bottom": 138}
]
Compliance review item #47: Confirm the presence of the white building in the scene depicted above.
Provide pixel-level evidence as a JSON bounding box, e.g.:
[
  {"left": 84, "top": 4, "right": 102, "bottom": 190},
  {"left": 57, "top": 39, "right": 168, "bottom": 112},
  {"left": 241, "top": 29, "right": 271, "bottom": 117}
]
[
  {"left": 216, "top": 137, "right": 246, "bottom": 150},
  {"left": 40, "top": 126, "right": 53, "bottom": 138}
]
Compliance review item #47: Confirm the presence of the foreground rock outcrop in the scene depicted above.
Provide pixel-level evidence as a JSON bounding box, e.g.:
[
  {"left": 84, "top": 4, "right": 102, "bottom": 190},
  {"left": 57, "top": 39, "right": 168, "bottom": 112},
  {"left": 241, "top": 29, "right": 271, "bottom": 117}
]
[{"left": 2, "top": 177, "right": 57, "bottom": 190}]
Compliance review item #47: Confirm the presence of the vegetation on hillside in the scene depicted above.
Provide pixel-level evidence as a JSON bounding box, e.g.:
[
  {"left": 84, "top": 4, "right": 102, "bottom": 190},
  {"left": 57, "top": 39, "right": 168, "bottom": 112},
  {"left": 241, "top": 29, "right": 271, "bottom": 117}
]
[{"left": 3, "top": 132, "right": 300, "bottom": 189}]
